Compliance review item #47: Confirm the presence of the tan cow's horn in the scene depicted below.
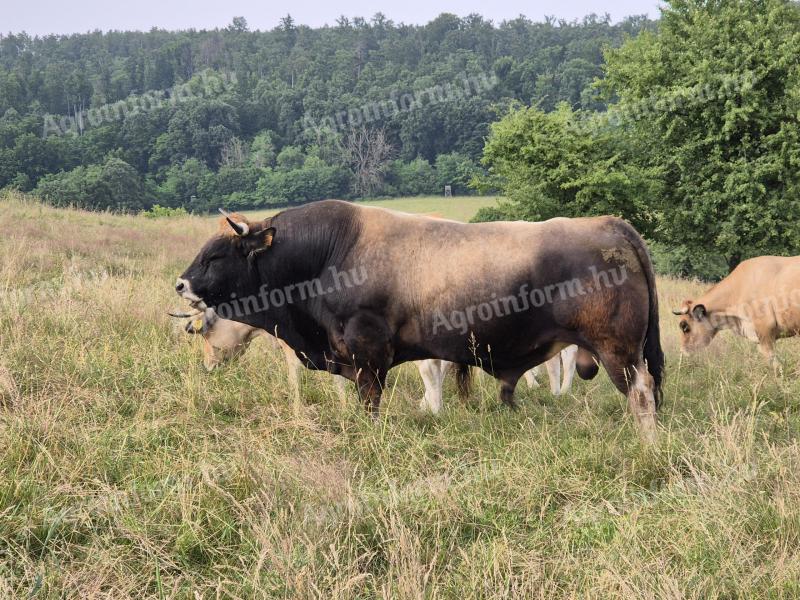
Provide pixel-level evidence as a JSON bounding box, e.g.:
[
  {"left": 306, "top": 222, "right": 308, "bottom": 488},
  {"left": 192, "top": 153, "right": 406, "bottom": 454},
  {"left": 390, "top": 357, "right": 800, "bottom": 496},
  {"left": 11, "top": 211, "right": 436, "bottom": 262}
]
[
  {"left": 672, "top": 308, "right": 688, "bottom": 315},
  {"left": 168, "top": 311, "right": 200, "bottom": 318}
]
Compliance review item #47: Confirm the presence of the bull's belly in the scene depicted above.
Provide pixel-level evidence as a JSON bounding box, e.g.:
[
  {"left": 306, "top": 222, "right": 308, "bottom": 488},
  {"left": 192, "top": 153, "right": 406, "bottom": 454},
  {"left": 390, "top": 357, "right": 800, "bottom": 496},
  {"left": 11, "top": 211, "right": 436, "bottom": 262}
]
[{"left": 392, "top": 315, "right": 582, "bottom": 373}]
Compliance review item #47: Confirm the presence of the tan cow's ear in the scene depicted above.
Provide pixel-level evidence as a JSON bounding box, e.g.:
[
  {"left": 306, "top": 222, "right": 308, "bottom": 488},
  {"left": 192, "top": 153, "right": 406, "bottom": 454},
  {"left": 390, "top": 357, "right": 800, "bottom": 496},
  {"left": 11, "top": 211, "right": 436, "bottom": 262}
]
[
  {"left": 692, "top": 304, "right": 707, "bottom": 320},
  {"left": 185, "top": 318, "right": 206, "bottom": 335}
]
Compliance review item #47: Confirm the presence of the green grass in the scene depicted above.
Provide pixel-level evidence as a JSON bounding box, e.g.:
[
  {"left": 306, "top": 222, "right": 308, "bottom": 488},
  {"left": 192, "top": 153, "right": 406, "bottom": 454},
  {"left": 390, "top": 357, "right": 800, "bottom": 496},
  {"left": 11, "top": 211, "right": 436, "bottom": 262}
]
[
  {"left": 243, "top": 195, "right": 500, "bottom": 223},
  {"left": 1, "top": 190, "right": 800, "bottom": 598}
]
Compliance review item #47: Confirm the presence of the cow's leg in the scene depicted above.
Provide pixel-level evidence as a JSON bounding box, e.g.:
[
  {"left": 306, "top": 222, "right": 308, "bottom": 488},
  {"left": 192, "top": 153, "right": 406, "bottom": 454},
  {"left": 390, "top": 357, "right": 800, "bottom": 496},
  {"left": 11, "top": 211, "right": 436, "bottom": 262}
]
[
  {"left": 524, "top": 367, "right": 540, "bottom": 389},
  {"left": 342, "top": 312, "right": 393, "bottom": 418},
  {"left": 280, "top": 340, "right": 303, "bottom": 405},
  {"left": 560, "top": 346, "right": 578, "bottom": 394},
  {"left": 544, "top": 354, "right": 562, "bottom": 396},
  {"left": 417, "top": 359, "right": 446, "bottom": 414},
  {"left": 332, "top": 375, "right": 349, "bottom": 405},
  {"left": 598, "top": 350, "right": 657, "bottom": 443},
  {"left": 757, "top": 339, "right": 782, "bottom": 376}
]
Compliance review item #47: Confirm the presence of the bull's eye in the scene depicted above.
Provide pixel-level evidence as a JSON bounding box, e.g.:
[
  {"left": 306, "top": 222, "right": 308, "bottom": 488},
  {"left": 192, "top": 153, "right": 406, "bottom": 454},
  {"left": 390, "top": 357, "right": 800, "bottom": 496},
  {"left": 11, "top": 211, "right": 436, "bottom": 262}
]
[
  {"left": 680, "top": 322, "right": 690, "bottom": 334},
  {"left": 201, "top": 254, "right": 225, "bottom": 268}
]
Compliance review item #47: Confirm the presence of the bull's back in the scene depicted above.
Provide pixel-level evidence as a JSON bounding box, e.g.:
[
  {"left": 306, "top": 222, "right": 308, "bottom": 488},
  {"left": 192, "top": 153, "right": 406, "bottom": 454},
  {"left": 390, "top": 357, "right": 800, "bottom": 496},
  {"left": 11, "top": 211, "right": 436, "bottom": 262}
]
[{"left": 352, "top": 210, "right": 635, "bottom": 308}]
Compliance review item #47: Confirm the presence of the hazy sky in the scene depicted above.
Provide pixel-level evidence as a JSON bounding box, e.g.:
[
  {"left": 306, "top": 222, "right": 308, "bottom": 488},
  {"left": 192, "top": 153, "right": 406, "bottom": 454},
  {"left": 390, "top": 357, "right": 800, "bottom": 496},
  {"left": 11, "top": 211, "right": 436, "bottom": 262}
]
[{"left": 3, "top": 0, "right": 661, "bottom": 36}]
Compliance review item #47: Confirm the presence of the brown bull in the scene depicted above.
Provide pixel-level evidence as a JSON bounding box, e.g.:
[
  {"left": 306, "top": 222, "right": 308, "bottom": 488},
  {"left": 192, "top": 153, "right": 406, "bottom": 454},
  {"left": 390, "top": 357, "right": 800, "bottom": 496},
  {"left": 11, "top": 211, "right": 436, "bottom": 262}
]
[{"left": 176, "top": 201, "right": 664, "bottom": 440}]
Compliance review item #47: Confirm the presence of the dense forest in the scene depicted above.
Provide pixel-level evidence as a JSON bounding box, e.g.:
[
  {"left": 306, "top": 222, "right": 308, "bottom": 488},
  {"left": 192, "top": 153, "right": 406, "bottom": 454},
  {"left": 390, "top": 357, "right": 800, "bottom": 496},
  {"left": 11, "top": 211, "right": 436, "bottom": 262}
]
[{"left": 0, "top": 13, "right": 654, "bottom": 211}]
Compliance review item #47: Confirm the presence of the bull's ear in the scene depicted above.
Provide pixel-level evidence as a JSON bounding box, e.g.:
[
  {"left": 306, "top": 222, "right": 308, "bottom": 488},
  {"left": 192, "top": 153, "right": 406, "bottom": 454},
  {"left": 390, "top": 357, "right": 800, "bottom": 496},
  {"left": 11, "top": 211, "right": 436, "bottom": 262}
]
[
  {"left": 692, "top": 304, "right": 707, "bottom": 320},
  {"left": 261, "top": 226, "right": 276, "bottom": 248},
  {"left": 244, "top": 226, "right": 275, "bottom": 256}
]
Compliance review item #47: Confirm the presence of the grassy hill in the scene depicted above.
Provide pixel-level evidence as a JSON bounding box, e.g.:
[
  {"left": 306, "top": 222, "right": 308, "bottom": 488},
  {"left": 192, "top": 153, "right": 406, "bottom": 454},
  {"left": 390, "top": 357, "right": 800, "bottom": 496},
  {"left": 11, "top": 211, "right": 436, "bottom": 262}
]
[{"left": 1, "top": 191, "right": 799, "bottom": 597}]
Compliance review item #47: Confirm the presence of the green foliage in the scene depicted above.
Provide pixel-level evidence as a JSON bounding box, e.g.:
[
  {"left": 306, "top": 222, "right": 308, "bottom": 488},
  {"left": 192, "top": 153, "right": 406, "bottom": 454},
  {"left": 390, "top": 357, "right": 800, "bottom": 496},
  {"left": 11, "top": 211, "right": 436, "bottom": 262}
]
[
  {"left": 476, "top": 104, "right": 661, "bottom": 235},
  {"left": 475, "top": 0, "right": 800, "bottom": 276},
  {"left": 141, "top": 205, "right": 188, "bottom": 218},
  {"left": 434, "top": 152, "right": 482, "bottom": 195},
  {"left": 386, "top": 158, "right": 438, "bottom": 197},
  {"left": 157, "top": 159, "right": 210, "bottom": 210},
  {"left": 197, "top": 166, "right": 263, "bottom": 209},
  {"left": 256, "top": 156, "right": 350, "bottom": 206},
  {"left": 0, "top": 14, "right": 653, "bottom": 211},
  {"left": 602, "top": 0, "right": 800, "bottom": 269},
  {"left": 35, "top": 157, "right": 148, "bottom": 212}
]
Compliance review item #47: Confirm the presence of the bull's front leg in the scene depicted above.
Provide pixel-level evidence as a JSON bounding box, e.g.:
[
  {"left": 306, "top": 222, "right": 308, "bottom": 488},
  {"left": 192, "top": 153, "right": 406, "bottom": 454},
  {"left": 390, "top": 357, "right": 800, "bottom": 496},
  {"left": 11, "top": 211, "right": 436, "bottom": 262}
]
[{"left": 340, "top": 312, "right": 394, "bottom": 419}]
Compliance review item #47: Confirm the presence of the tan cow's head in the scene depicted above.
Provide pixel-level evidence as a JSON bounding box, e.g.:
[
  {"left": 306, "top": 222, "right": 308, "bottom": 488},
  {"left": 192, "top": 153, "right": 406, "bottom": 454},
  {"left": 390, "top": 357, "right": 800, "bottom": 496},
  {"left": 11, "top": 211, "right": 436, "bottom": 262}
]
[
  {"left": 178, "top": 309, "right": 261, "bottom": 370},
  {"left": 672, "top": 300, "right": 716, "bottom": 353}
]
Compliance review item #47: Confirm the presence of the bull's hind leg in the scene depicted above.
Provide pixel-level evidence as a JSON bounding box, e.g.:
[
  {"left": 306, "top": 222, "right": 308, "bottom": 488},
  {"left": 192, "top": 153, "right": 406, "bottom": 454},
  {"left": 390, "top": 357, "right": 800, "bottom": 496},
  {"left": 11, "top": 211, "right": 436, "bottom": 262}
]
[{"left": 598, "top": 350, "right": 658, "bottom": 443}]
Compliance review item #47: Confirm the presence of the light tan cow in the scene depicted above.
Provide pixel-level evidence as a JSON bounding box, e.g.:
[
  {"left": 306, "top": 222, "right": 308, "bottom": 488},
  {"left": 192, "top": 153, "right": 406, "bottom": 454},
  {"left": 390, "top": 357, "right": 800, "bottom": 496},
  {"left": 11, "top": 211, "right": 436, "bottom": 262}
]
[
  {"left": 673, "top": 256, "right": 800, "bottom": 372},
  {"left": 175, "top": 308, "right": 347, "bottom": 403}
]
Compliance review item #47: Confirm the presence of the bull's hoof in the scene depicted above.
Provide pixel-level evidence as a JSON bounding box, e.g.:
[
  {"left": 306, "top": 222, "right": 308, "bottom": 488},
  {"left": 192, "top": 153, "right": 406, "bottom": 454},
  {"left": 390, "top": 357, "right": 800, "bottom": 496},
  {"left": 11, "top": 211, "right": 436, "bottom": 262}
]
[{"left": 503, "top": 398, "right": 519, "bottom": 411}]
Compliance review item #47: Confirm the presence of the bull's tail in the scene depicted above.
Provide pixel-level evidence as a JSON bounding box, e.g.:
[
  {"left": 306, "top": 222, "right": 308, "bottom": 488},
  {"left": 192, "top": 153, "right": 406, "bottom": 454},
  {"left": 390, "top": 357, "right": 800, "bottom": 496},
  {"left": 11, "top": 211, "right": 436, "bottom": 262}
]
[
  {"left": 455, "top": 363, "right": 472, "bottom": 401},
  {"left": 616, "top": 220, "right": 665, "bottom": 407}
]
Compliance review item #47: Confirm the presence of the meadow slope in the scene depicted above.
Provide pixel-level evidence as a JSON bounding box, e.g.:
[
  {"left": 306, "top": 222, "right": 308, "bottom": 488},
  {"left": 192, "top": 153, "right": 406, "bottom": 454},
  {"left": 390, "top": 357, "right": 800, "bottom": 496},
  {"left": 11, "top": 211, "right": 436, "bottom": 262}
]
[{"left": 1, "top": 193, "right": 800, "bottom": 598}]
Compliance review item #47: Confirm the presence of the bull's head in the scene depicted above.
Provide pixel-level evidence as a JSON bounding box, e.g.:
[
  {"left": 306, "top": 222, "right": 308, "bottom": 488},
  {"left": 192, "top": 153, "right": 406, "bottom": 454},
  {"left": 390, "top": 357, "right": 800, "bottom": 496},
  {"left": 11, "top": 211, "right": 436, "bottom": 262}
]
[
  {"left": 672, "top": 299, "right": 716, "bottom": 353},
  {"left": 175, "top": 210, "right": 276, "bottom": 327}
]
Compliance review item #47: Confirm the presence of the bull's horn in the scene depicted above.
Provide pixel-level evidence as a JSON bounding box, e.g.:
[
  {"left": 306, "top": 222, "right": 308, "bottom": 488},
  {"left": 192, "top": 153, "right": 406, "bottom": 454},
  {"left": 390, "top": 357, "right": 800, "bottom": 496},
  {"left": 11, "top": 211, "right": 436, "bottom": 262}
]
[
  {"left": 672, "top": 307, "right": 688, "bottom": 315},
  {"left": 219, "top": 208, "right": 249, "bottom": 236},
  {"left": 168, "top": 310, "right": 200, "bottom": 318}
]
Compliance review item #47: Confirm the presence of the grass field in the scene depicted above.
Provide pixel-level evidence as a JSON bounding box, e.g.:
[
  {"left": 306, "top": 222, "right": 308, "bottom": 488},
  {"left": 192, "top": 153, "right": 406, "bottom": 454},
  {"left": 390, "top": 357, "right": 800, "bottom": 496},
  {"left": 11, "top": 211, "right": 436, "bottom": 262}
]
[
  {"left": 243, "top": 195, "right": 500, "bottom": 223},
  {"left": 2, "top": 191, "right": 800, "bottom": 598}
]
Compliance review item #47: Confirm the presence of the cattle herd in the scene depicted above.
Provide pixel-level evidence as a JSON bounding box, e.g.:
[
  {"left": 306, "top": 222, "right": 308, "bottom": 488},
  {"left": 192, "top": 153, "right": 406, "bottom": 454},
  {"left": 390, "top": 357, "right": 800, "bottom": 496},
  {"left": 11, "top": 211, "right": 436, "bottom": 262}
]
[{"left": 172, "top": 200, "right": 800, "bottom": 442}]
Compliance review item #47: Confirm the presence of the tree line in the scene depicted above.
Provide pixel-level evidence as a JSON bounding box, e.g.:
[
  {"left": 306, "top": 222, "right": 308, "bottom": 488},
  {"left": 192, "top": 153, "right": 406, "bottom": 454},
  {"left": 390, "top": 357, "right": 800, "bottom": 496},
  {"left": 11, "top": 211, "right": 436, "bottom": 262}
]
[{"left": 0, "top": 13, "right": 652, "bottom": 212}]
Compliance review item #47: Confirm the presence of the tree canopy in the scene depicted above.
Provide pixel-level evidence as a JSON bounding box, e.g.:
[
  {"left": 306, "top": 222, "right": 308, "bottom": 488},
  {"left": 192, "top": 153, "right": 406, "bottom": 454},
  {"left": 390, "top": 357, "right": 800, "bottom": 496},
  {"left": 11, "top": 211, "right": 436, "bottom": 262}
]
[
  {"left": 0, "top": 13, "right": 653, "bottom": 211},
  {"left": 477, "top": 0, "right": 800, "bottom": 276}
]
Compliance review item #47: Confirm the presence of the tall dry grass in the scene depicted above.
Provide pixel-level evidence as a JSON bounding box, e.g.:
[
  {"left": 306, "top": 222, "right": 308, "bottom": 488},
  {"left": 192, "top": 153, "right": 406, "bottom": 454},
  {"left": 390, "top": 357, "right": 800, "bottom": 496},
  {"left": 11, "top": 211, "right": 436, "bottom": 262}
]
[{"left": 1, "top": 191, "right": 800, "bottom": 598}]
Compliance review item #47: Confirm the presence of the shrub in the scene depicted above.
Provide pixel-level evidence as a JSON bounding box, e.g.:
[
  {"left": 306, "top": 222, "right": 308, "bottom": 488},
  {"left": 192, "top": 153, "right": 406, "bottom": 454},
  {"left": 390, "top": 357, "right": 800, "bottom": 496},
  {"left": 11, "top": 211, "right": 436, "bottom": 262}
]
[
  {"left": 141, "top": 205, "right": 189, "bottom": 218},
  {"left": 35, "top": 157, "right": 148, "bottom": 212}
]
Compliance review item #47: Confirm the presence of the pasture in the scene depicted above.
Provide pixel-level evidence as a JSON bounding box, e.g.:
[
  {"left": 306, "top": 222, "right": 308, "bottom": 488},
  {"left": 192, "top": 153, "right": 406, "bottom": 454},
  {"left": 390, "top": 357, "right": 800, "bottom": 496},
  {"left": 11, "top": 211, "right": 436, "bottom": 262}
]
[
  {"left": 1, "top": 191, "right": 800, "bottom": 598},
  {"left": 243, "top": 195, "right": 500, "bottom": 223}
]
